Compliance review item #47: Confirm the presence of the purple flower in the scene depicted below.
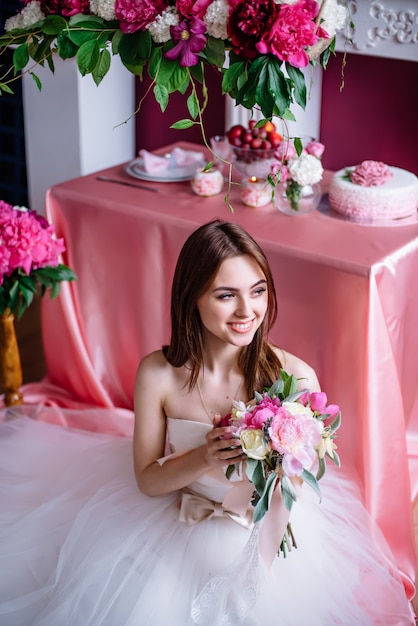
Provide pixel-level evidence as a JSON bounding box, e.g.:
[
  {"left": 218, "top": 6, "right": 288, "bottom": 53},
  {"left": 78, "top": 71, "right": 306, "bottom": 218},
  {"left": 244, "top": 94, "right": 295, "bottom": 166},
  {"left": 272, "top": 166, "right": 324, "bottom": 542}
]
[{"left": 164, "top": 17, "right": 207, "bottom": 67}]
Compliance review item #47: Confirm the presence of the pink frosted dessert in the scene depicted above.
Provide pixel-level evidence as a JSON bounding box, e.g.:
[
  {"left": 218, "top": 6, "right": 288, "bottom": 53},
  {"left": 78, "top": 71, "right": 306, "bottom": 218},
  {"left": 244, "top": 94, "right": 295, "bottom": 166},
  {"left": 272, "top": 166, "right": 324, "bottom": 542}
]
[{"left": 329, "top": 161, "right": 418, "bottom": 221}]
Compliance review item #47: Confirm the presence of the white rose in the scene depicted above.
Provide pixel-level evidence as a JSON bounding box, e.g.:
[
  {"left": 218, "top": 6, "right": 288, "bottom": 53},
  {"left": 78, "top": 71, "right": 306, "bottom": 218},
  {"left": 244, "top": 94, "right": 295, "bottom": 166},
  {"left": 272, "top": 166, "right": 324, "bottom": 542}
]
[
  {"left": 282, "top": 401, "right": 314, "bottom": 419},
  {"left": 240, "top": 429, "right": 268, "bottom": 460}
]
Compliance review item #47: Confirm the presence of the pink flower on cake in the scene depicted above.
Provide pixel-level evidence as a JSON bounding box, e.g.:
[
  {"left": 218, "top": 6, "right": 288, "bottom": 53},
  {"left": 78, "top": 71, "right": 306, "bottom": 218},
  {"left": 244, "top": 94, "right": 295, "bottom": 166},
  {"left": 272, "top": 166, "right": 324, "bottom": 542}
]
[{"left": 350, "top": 160, "right": 393, "bottom": 187}]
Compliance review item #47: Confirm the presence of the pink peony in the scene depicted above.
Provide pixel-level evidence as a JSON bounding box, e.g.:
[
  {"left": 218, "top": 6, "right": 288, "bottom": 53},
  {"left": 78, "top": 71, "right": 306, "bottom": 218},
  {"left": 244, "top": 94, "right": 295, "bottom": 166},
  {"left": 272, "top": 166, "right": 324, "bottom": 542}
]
[
  {"left": 248, "top": 395, "right": 281, "bottom": 429},
  {"left": 176, "top": 0, "right": 212, "bottom": 19},
  {"left": 256, "top": 0, "right": 328, "bottom": 68},
  {"left": 268, "top": 404, "right": 323, "bottom": 476},
  {"left": 115, "top": 0, "right": 168, "bottom": 34},
  {"left": 306, "top": 141, "right": 325, "bottom": 159},
  {"left": 228, "top": 0, "right": 277, "bottom": 60},
  {"left": 350, "top": 160, "right": 393, "bottom": 187},
  {"left": 40, "top": 0, "right": 90, "bottom": 16}
]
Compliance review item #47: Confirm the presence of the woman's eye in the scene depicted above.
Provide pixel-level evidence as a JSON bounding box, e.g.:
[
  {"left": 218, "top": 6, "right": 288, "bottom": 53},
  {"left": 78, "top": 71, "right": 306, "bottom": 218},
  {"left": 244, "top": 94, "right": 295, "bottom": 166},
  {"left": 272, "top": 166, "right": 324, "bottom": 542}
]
[
  {"left": 253, "top": 287, "right": 267, "bottom": 296},
  {"left": 218, "top": 293, "right": 234, "bottom": 300}
]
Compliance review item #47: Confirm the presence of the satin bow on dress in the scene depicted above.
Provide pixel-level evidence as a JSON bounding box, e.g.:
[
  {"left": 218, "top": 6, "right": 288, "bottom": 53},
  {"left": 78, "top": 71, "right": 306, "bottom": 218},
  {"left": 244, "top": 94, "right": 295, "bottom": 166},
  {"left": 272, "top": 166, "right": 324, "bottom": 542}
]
[{"left": 179, "top": 489, "right": 254, "bottom": 530}]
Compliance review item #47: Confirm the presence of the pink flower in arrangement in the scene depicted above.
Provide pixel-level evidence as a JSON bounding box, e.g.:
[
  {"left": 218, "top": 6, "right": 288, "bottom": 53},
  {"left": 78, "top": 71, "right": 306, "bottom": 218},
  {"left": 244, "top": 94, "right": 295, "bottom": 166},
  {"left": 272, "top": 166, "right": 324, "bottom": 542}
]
[
  {"left": 248, "top": 395, "right": 281, "bottom": 429},
  {"left": 40, "top": 0, "right": 90, "bottom": 16},
  {"left": 256, "top": 0, "right": 328, "bottom": 68},
  {"left": 165, "top": 17, "right": 207, "bottom": 67},
  {"left": 115, "top": 0, "right": 168, "bottom": 34},
  {"left": 0, "top": 203, "right": 65, "bottom": 277},
  {"left": 268, "top": 403, "right": 323, "bottom": 476},
  {"left": 228, "top": 0, "right": 277, "bottom": 60},
  {"left": 305, "top": 141, "right": 325, "bottom": 159},
  {"left": 176, "top": 0, "right": 212, "bottom": 20}
]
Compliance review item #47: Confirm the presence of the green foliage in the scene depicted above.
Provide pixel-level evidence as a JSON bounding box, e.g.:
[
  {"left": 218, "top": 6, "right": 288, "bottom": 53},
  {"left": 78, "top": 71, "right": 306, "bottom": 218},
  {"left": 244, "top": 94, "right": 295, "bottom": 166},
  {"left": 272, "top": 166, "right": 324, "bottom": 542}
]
[{"left": 0, "top": 265, "right": 77, "bottom": 319}]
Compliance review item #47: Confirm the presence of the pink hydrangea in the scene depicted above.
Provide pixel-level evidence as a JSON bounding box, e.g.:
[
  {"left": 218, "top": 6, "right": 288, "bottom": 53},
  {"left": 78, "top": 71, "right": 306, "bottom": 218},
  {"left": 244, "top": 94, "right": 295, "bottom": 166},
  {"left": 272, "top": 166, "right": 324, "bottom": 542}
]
[
  {"left": 0, "top": 204, "right": 66, "bottom": 277},
  {"left": 256, "top": 0, "right": 328, "bottom": 68},
  {"left": 115, "top": 0, "right": 168, "bottom": 34}
]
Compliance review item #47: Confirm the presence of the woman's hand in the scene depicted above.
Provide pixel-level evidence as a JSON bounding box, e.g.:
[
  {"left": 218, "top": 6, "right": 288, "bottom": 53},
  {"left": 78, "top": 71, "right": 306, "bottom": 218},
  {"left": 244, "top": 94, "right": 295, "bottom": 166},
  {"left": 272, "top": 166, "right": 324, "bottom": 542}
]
[{"left": 204, "top": 413, "right": 245, "bottom": 467}]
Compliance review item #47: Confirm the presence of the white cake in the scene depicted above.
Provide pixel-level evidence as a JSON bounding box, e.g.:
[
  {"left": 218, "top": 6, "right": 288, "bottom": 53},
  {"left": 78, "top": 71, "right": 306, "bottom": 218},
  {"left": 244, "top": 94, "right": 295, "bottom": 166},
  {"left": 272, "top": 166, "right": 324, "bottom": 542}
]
[{"left": 329, "top": 161, "right": 418, "bottom": 221}]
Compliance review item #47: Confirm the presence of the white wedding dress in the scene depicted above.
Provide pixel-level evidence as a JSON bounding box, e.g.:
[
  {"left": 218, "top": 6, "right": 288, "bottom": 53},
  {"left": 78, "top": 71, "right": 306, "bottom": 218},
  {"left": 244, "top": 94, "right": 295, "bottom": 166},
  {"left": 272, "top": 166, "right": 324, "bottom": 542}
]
[{"left": 0, "top": 408, "right": 414, "bottom": 625}]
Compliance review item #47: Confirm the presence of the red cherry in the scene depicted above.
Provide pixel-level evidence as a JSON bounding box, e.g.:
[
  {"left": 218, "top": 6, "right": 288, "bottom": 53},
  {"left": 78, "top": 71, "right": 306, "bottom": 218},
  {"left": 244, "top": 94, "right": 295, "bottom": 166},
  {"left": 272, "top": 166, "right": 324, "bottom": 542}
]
[
  {"left": 248, "top": 119, "right": 257, "bottom": 129},
  {"left": 251, "top": 137, "right": 262, "bottom": 149},
  {"left": 227, "top": 125, "right": 245, "bottom": 142},
  {"left": 229, "top": 136, "right": 242, "bottom": 147},
  {"left": 242, "top": 132, "right": 253, "bottom": 144},
  {"left": 261, "top": 139, "right": 272, "bottom": 150}
]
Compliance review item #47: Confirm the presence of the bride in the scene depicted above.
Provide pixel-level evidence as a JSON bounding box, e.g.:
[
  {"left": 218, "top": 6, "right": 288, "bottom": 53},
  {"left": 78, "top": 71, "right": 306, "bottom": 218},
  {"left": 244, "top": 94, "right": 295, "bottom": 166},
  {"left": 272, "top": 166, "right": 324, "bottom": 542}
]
[{"left": 0, "top": 220, "right": 414, "bottom": 625}]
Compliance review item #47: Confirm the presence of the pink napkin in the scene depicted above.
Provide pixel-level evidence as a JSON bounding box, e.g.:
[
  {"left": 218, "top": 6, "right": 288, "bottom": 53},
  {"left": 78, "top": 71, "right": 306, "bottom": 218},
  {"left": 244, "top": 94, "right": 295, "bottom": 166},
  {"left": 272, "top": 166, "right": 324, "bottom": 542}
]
[{"left": 139, "top": 148, "right": 204, "bottom": 174}]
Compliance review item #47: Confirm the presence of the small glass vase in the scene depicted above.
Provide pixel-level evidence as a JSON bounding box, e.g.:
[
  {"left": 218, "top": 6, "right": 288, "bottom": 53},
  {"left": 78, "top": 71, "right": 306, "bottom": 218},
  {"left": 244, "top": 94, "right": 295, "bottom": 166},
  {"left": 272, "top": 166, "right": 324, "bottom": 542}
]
[{"left": 273, "top": 180, "right": 322, "bottom": 216}]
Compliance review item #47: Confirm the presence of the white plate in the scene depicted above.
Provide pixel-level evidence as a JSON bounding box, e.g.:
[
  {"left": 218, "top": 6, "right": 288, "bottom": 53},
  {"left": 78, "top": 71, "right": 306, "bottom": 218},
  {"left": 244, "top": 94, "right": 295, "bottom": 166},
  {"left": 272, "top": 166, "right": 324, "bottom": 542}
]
[{"left": 125, "top": 158, "right": 207, "bottom": 183}]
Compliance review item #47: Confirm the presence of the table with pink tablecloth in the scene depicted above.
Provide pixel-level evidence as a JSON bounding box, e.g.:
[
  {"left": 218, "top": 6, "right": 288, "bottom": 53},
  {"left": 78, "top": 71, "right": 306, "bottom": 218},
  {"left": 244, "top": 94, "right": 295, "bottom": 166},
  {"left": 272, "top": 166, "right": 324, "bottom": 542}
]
[{"left": 31, "top": 142, "right": 418, "bottom": 600}]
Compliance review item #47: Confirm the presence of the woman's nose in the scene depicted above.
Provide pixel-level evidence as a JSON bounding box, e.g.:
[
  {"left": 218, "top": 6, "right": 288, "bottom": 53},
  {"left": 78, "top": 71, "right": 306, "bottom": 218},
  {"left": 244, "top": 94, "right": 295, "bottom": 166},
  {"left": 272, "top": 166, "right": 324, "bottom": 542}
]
[{"left": 235, "top": 297, "right": 252, "bottom": 316}]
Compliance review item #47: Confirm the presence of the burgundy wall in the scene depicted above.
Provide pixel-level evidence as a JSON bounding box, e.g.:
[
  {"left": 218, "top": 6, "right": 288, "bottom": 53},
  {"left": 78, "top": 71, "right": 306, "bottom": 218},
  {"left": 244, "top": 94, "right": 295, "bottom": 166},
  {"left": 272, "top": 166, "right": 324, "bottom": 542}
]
[
  {"left": 135, "top": 67, "right": 225, "bottom": 152},
  {"left": 320, "top": 52, "right": 418, "bottom": 175}
]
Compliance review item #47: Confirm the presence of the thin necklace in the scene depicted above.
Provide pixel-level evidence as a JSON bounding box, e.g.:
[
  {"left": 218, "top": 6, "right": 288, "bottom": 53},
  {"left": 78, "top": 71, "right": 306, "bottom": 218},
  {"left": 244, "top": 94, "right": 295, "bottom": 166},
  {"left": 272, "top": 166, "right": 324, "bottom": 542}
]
[{"left": 196, "top": 376, "right": 243, "bottom": 422}]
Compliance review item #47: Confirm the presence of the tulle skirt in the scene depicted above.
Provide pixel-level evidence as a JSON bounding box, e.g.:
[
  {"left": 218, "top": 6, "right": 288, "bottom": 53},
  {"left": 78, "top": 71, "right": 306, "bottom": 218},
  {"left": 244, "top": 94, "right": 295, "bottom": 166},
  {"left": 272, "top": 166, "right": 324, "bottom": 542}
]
[{"left": 0, "top": 410, "right": 414, "bottom": 626}]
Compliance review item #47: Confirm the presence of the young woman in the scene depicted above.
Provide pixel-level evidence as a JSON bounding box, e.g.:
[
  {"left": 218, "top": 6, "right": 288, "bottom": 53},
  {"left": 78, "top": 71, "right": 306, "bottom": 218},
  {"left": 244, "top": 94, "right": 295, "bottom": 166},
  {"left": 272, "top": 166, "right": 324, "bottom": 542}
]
[{"left": 0, "top": 220, "right": 414, "bottom": 625}]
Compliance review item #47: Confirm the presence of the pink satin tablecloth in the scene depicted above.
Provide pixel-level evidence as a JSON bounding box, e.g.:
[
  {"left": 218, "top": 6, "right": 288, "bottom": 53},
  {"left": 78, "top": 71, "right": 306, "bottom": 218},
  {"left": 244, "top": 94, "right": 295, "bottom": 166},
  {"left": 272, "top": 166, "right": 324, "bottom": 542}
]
[{"left": 29, "top": 142, "right": 418, "bottom": 600}]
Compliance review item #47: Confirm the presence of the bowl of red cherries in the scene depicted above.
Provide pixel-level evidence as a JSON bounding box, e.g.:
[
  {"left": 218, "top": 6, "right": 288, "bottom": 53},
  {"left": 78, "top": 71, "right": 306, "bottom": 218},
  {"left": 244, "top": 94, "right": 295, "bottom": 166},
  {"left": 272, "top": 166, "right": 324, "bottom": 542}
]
[{"left": 227, "top": 120, "right": 283, "bottom": 179}]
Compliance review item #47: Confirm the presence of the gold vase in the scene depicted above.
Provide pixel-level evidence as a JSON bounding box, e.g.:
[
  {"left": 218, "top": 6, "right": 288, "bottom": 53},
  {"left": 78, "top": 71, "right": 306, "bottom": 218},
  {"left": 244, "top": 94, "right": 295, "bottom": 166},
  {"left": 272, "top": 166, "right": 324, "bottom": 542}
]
[{"left": 0, "top": 310, "right": 23, "bottom": 406}]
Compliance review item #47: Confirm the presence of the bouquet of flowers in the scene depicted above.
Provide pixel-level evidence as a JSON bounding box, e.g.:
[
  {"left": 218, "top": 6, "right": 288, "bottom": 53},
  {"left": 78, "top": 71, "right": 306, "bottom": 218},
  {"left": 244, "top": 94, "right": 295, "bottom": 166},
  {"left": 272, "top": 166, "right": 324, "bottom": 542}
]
[
  {"left": 0, "top": 200, "right": 76, "bottom": 319},
  {"left": 0, "top": 0, "right": 348, "bottom": 135},
  {"left": 222, "top": 370, "right": 341, "bottom": 553},
  {"left": 269, "top": 137, "right": 325, "bottom": 211}
]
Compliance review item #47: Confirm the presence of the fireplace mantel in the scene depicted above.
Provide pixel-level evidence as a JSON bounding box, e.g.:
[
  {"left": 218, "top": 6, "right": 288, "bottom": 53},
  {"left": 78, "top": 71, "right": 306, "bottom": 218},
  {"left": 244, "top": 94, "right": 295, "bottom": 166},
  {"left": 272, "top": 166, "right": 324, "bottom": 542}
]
[{"left": 335, "top": 1, "right": 418, "bottom": 62}]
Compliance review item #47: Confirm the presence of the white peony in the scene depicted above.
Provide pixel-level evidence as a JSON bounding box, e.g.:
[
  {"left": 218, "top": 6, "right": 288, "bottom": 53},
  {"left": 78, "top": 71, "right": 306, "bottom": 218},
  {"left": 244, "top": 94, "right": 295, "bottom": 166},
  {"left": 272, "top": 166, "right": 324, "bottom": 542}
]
[
  {"left": 318, "top": 0, "right": 348, "bottom": 38},
  {"left": 147, "top": 7, "right": 179, "bottom": 44},
  {"left": 5, "top": 1, "right": 45, "bottom": 31},
  {"left": 90, "top": 0, "right": 116, "bottom": 22},
  {"left": 288, "top": 154, "right": 324, "bottom": 186},
  {"left": 204, "top": 0, "right": 229, "bottom": 40}
]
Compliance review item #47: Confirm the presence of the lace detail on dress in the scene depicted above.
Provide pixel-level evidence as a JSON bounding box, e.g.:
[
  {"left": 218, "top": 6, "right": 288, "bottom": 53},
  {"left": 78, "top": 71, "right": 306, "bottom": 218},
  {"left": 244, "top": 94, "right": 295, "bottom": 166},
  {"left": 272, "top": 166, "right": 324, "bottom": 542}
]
[{"left": 190, "top": 523, "right": 261, "bottom": 625}]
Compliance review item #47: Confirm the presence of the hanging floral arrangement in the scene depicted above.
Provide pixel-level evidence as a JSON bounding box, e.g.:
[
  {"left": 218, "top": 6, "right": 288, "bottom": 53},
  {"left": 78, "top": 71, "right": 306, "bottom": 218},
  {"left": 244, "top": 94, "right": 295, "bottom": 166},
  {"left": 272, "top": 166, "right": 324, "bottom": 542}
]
[{"left": 0, "top": 0, "right": 348, "bottom": 136}]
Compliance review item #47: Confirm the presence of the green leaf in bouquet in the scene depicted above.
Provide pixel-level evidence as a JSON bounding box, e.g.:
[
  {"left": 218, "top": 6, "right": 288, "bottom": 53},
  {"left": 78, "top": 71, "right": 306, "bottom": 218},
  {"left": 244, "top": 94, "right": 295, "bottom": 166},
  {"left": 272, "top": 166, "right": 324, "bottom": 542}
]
[
  {"left": 154, "top": 84, "right": 169, "bottom": 112},
  {"left": 316, "top": 456, "right": 326, "bottom": 481},
  {"left": 285, "top": 63, "right": 306, "bottom": 110},
  {"left": 281, "top": 475, "right": 298, "bottom": 511},
  {"left": 203, "top": 36, "right": 225, "bottom": 68},
  {"left": 49, "top": 282, "right": 62, "bottom": 299},
  {"left": 76, "top": 40, "right": 100, "bottom": 76},
  {"left": 266, "top": 58, "right": 290, "bottom": 117},
  {"left": 57, "top": 32, "right": 79, "bottom": 60},
  {"left": 170, "top": 118, "right": 194, "bottom": 129},
  {"left": 41, "top": 15, "right": 67, "bottom": 35},
  {"left": 119, "top": 31, "right": 151, "bottom": 68},
  {"left": 301, "top": 468, "right": 321, "bottom": 502},
  {"left": 166, "top": 64, "right": 189, "bottom": 94},
  {"left": 225, "top": 463, "right": 240, "bottom": 480},
  {"left": 69, "top": 24, "right": 104, "bottom": 47},
  {"left": 267, "top": 377, "right": 285, "bottom": 398},
  {"left": 253, "top": 471, "right": 277, "bottom": 523},
  {"left": 327, "top": 448, "right": 341, "bottom": 468},
  {"left": 13, "top": 44, "right": 29, "bottom": 73},
  {"left": 329, "top": 411, "right": 342, "bottom": 434},
  {"left": 245, "top": 458, "right": 266, "bottom": 496},
  {"left": 221, "top": 59, "right": 245, "bottom": 95},
  {"left": 92, "top": 48, "right": 111, "bottom": 86}
]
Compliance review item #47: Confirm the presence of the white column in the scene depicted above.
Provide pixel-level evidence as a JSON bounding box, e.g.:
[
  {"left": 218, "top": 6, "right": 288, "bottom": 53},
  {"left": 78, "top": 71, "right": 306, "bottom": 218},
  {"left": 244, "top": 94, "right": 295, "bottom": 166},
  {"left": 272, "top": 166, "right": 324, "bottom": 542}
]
[{"left": 22, "top": 54, "right": 135, "bottom": 214}]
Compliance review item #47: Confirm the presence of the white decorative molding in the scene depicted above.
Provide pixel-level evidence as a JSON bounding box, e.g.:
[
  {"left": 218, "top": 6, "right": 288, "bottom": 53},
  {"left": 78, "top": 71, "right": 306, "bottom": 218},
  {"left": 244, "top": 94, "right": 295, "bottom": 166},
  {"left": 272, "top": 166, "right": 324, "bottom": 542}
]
[{"left": 335, "top": 1, "right": 418, "bottom": 62}]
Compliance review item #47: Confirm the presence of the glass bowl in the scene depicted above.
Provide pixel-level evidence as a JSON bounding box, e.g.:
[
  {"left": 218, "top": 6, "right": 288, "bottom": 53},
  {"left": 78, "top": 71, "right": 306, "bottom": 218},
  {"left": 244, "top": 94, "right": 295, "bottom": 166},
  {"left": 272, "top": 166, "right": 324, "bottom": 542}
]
[{"left": 230, "top": 144, "right": 277, "bottom": 179}]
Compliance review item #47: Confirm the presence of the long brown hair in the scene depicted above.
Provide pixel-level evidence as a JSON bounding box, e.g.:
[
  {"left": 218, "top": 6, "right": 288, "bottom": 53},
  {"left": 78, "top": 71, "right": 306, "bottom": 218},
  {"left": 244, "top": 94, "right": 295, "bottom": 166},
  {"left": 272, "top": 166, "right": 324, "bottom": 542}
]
[{"left": 163, "top": 220, "right": 283, "bottom": 395}]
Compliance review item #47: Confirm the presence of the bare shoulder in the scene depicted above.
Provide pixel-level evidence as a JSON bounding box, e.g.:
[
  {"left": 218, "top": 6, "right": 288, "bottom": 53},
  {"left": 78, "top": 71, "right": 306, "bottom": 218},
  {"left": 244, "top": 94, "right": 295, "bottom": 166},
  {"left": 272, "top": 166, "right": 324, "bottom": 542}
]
[
  {"left": 272, "top": 346, "right": 321, "bottom": 392},
  {"left": 135, "top": 349, "right": 172, "bottom": 385}
]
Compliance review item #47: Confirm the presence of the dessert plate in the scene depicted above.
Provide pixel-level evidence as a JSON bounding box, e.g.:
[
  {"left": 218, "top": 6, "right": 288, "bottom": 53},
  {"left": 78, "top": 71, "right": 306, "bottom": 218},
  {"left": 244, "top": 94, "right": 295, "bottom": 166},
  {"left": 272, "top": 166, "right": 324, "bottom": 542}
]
[{"left": 125, "top": 158, "right": 206, "bottom": 183}]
